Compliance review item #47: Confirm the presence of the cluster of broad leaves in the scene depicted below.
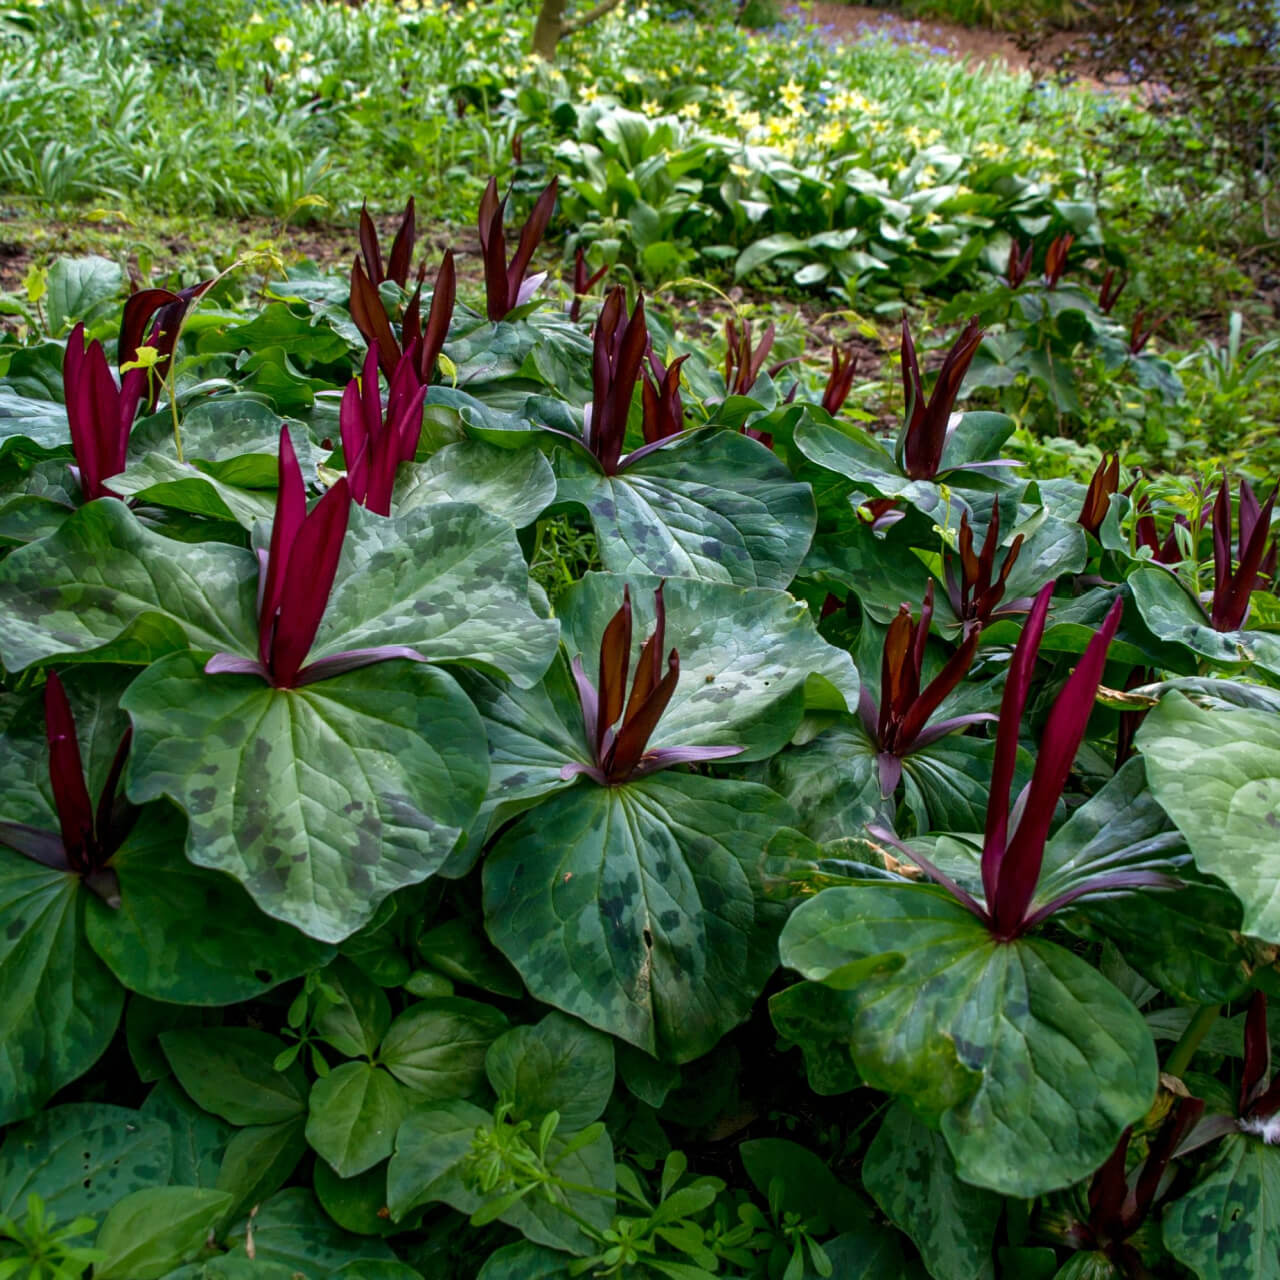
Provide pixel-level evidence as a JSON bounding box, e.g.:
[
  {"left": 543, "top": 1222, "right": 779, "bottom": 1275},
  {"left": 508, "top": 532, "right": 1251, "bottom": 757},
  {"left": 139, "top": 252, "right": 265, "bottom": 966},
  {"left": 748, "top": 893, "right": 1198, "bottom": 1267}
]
[{"left": 3, "top": 223, "right": 1280, "bottom": 1280}]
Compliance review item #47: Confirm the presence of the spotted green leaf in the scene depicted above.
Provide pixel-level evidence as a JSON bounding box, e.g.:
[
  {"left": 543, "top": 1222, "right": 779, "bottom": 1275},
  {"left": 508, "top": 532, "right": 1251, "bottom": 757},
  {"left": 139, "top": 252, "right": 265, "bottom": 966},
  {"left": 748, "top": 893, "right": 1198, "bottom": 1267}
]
[{"left": 393, "top": 440, "right": 555, "bottom": 528}]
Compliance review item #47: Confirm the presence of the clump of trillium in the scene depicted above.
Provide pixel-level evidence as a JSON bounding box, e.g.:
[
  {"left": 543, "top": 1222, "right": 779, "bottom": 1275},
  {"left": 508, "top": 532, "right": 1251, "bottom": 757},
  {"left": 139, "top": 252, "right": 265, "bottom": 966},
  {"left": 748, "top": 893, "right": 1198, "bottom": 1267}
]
[
  {"left": 1078, "top": 453, "right": 1120, "bottom": 537},
  {"left": 574, "top": 287, "right": 687, "bottom": 476},
  {"left": 340, "top": 343, "right": 428, "bottom": 516},
  {"left": 1005, "top": 239, "right": 1034, "bottom": 289},
  {"left": 943, "top": 504, "right": 1028, "bottom": 635},
  {"left": 1098, "top": 266, "right": 1127, "bottom": 314},
  {"left": 1058, "top": 1095, "right": 1205, "bottom": 1273},
  {"left": 0, "top": 672, "right": 134, "bottom": 907},
  {"left": 206, "top": 428, "right": 423, "bottom": 688},
  {"left": 568, "top": 247, "right": 608, "bottom": 323},
  {"left": 349, "top": 197, "right": 456, "bottom": 386},
  {"left": 562, "top": 583, "right": 743, "bottom": 785},
  {"left": 873, "top": 582, "right": 1176, "bottom": 941},
  {"left": 896, "top": 317, "right": 987, "bottom": 481},
  {"left": 478, "top": 175, "right": 559, "bottom": 321},
  {"left": 1208, "top": 473, "right": 1276, "bottom": 631},
  {"left": 822, "top": 344, "right": 858, "bottom": 415},
  {"left": 1043, "top": 231, "right": 1074, "bottom": 288},
  {"left": 859, "top": 581, "right": 988, "bottom": 796},
  {"left": 118, "top": 277, "right": 214, "bottom": 411},
  {"left": 63, "top": 322, "right": 146, "bottom": 502}
]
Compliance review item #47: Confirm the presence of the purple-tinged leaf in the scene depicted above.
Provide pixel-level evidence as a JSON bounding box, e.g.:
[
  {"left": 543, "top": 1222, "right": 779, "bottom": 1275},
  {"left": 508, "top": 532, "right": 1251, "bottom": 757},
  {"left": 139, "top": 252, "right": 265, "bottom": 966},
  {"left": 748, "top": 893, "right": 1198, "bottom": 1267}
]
[{"left": 1243, "top": 990, "right": 1273, "bottom": 1114}]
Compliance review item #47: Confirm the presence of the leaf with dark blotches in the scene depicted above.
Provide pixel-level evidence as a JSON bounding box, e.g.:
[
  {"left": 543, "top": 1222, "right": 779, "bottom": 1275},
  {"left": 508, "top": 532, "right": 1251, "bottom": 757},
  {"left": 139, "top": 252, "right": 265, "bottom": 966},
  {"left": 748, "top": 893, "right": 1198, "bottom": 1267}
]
[
  {"left": 0, "top": 1103, "right": 172, "bottom": 1221},
  {"left": 122, "top": 653, "right": 490, "bottom": 943},
  {"left": 393, "top": 439, "right": 555, "bottom": 529},
  {"left": 553, "top": 429, "right": 815, "bottom": 588},
  {"left": 1163, "top": 1132, "right": 1280, "bottom": 1280},
  {"left": 863, "top": 1101, "right": 1001, "bottom": 1280},
  {"left": 779, "top": 883, "right": 1157, "bottom": 1196},
  {"left": 1138, "top": 693, "right": 1280, "bottom": 944},
  {"left": 484, "top": 774, "right": 796, "bottom": 1061}
]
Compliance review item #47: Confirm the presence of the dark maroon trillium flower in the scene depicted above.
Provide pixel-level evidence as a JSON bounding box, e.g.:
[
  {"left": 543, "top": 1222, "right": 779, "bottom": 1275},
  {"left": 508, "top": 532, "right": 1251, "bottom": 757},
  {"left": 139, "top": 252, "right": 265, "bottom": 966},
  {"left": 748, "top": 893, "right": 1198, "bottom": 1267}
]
[
  {"left": 898, "top": 316, "right": 985, "bottom": 481},
  {"left": 563, "top": 584, "right": 743, "bottom": 786},
  {"left": 478, "top": 175, "right": 559, "bottom": 321},
  {"left": 1132, "top": 491, "right": 1186, "bottom": 566},
  {"left": 858, "top": 496, "right": 905, "bottom": 534},
  {"left": 568, "top": 248, "right": 608, "bottom": 323},
  {"left": 351, "top": 245, "right": 457, "bottom": 385},
  {"left": 874, "top": 583, "right": 1174, "bottom": 941},
  {"left": 580, "top": 286, "right": 650, "bottom": 476},
  {"left": 206, "top": 429, "right": 422, "bottom": 689},
  {"left": 359, "top": 196, "right": 417, "bottom": 290},
  {"left": 340, "top": 343, "right": 428, "bottom": 516},
  {"left": 944, "top": 506, "right": 1027, "bottom": 635},
  {"left": 724, "top": 315, "right": 776, "bottom": 396},
  {"left": 1128, "top": 308, "right": 1162, "bottom": 356},
  {"left": 118, "top": 277, "right": 215, "bottom": 412},
  {"left": 1062, "top": 1095, "right": 1205, "bottom": 1276},
  {"left": 0, "top": 673, "right": 134, "bottom": 907},
  {"left": 858, "top": 581, "right": 990, "bottom": 796},
  {"left": 63, "top": 322, "right": 146, "bottom": 502},
  {"left": 1238, "top": 992, "right": 1280, "bottom": 1143},
  {"left": 1210, "top": 473, "right": 1278, "bottom": 632},
  {"left": 1078, "top": 453, "right": 1121, "bottom": 537},
  {"left": 1005, "top": 239, "right": 1034, "bottom": 289},
  {"left": 821, "top": 344, "right": 858, "bottom": 415},
  {"left": 642, "top": 346, "right": 688, "bottom": 444},
  {"left": 1098, "top": 266, "right": 1127, "bottom": 315},
  {"left": 1043, "top": 231, "right": 1075, "bottom": 288}
]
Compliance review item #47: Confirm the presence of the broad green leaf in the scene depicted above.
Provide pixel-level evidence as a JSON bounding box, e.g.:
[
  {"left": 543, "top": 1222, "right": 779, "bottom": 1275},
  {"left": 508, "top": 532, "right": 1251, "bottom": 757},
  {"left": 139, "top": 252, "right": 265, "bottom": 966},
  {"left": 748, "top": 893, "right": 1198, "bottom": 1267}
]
[
  {"left": 123, "top": 654, "right": 489, "bottom": 943},
  {"left": 484, "top": 1012, "right": 615, "bottom": 1131},
  {"left": 214, "top": 1118, "right": 308, "bottom": 1227},
  {"left": 85, "top": 805, "right": 332, "bottom": 1003},
  {"left": 0, "top": 1103, "right": 172, "bottom": 1222},
  {"left": 477, "top": 1242, "right": 572, "bottom": 1279},
  {"left": 740, "top": 1138, "right": 872, "bottom": 1234},
  {"left": 415, "top": 918, "right": 523, "bottom": 998},
  {"left": 141, "top": 1079, "right": 234, "bottom": 1188},
  {"left": 46, "top": 256, "right": 124, "bottom": 333},
  {"left": 0, "top": 851, "right": 122, "bottom": 1124},
  {"left": 315, "top": 959, "right": 393, "bottom": 1059},
  {"left": 553, "top": 429, "right": 816, "bottom": 588},
  {"left": 0, "top": 386, "right": 69, "bottom": 456},
  {"left": 221, "top": 1188, "right": 399, "bottom": 1274},
  {"left": 387, "top": 1099, "right": 614, "bottom": 1253},
  {"left": 393, "top": 440, "right": 555, "bottom": 529},
  {"left": 313, "top": 1161, "right": 398, "bottom": 1237},
  {"left": 1163, "top": 1132, "right": 1280, "bottom": 1280},
  {"left": 378, "top": 998, "right": 509, "bottom": 1100},
  {"left": 779, "top": 884, "right": 1157, "bottom": 1195},
  {"left": 307, "top": 1064, "right": 408, "bottom": 1179},
  {"left": 863, "top": 1101, "right": 1001, "bottom": 1280},
  {"left": 822, "top": 1222, "right": 926, "bottom": 1279},
  {"left": 202, "top": 302, "right": 349, "bottom": 364},
  {"left": 160, "top": 1028, "right": 307, "bottom": 1126},
  {"left": 94, "top": 1186, "right": 233, "bottom": 1280},
  {"left": 484, "top": 774, "right": 796, "bottom": 1061},
  {"left": 0, "top": 499, "right": 558, "bottom": 688},
  {"left": 109, "top": 453, "right": 276, "bottom": 529},
  {"left": 1138, "top": 692, "right": 1280, "bottom": 943}
]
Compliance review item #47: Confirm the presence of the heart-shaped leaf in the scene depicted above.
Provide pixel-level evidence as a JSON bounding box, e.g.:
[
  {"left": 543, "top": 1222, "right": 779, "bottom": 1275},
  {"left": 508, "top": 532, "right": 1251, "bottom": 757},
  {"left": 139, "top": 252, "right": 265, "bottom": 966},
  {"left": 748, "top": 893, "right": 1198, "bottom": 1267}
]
[
  {"left": 779, "top": 883, "right": 1157, "bottom": 1195},
  {"left": 378, "top": 997, "right": 509, "bottom": 1100},
  {"left": 123, "top": 654, "right": 490, "bottom": 942},
  {"left": 553, "top": 429, "right": 816, "bottom": 588},
  {"left": 484, "top": 774, "right": 796, "bottom": 1060},
  {"left": 306, "top": 1063, "right": 408, "bottom": 1179}
]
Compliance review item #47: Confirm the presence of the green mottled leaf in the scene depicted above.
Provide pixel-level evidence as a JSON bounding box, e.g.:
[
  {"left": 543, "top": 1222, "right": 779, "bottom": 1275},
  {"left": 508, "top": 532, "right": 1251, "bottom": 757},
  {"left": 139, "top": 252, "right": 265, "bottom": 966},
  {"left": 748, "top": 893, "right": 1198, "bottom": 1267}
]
[
  {"left": 779, "top": 884, "right": 1157, "bottom": 1195},
  {"left": 394, "top": 440, "right": 555, "bottom": 528},
  {"left": 46, "top": 256, "right": 124, "bottom": 332},
  {"left": 85, "top": 805, "right": 332, "bottom": 1003},
  {"left": 553, "top": 429, "right": 816, "bottom": 588},
  {"left": 123, "top": 654, "right": 489, "bottom": 943},
  {"left": 415, "top": 919, "right": 523, "bottom": 998},
  {"left": 94, "top": 1186, "right": 233, "bottom": 1280},
  {"left": 485, "top": 1012, "right": 615, "bottom": 1131},
  {"left": 160, "top": 1028, "right": 306, "bottom": 1126},
  {"left": 1163, "top": 1132, "right": 1280, "bottom": 1280},
  {"left": 0, "top": 1103, "right": 172, "bottom": 1221},
  {"left": 484, "top": 774, "right": 795, "bottom": 1061},
  {"left": 740, "top": 1138, "right": 872, "bottom": 1234},
  {"left": 1138, "top": 692, "right": 1280, "bottom": 944},
  {"left": 863, "top": 1101, "right": 1001, "bottom": 1280},
  {"left": 109, "top": 454, "right": 276, "bottom": 528},
  {"left": 0, "top": 850, "right": 122, "bottom": 1124},
  {"left": 379, "top": 998, "right": 509, "bottom": 1101},
  {"left": 307, "top": 1064, "right": 408, "bottom": 1178}
]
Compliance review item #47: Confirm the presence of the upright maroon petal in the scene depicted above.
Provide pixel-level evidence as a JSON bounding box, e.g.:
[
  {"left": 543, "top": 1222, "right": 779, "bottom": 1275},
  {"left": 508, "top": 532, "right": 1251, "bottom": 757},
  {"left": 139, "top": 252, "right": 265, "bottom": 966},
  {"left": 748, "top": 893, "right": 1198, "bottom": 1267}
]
[
  {"left": 992, "top": 595, "right": 1124, "bottom": 937},
  {"left": 259, "top": 427, "right": 309, "bottom": 667},
  {"left": 387, "top": 196, "right": 417, "bottom": 288},
  {"left": 1242, "top": 991, "right": 1272, "bottom": 1114},
  {"left": 44, "top": 671, "right": 95, "bottom": 869},
  {"left": 506, "top": 176, "right": 558, "bottom": 307},
  {"left": 606, "top": 649, "right": 679, "bottom": 781},
  {"left": 596, "top": 587, "right": 633, "bottom": 759},
  {"left": 359, "top": 200, "right": 384, "bottom": 285},
  {"left": 419, "top": 249, "right": 456, "bottom": 384},
  {"left": 267, "top": 478, "right": 352, "bottom": 688},
  {"left": 350, "top": 259, "right": 401, "bottom": 379}
]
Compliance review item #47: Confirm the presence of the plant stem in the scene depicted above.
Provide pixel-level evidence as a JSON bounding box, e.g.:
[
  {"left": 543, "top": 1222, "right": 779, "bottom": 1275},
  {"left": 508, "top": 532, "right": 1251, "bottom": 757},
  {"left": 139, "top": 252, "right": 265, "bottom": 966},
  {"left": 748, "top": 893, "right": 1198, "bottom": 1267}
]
[{"left": 1165, "top": 1003, "right": 1222, "bottom": 1077}]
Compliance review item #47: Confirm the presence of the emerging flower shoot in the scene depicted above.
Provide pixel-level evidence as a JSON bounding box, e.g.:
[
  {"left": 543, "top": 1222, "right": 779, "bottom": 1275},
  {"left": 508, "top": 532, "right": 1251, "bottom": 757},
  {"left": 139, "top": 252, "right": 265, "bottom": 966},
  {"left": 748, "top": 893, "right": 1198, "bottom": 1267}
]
[
  {"left": 724, "top": 315, "right": 775, "bottom": 396},
  {"left": 898, "top": 317, "right": 984, "bottom": 480},
  {"left": 568, "top": 248, "right": 608, "bottom": 322},
  {"left": 478, "top": 175, "right": 559, "bottom": 321},
  {"left": 1043, "top": 232, "right": 1074, "bottom": 289},
  {"left": 822, "top": 344, "right": 858, "bottom": 415},
  {"left": 944, "top": 506, "right": 1026, "bottom": 634},
  {"left": 1210, "top": 474, "right": 1276, "bottom": 632},
  {"left": 1078, "top": 453, "right": 1120, "bottom": 537},
  {"left": 1097, "top": 267, "right": 1127, "bottom": 314},
  {"left": 63, "top": 322, "right": 145, "bottom": 502},
  {"left": 1005, "top": 239, "right": 1033, "bottom": 289},
  {"left": 118, "top": 278, "right": 214, "bottom": 412},
  {"left": 0, "top": 672, "right": 134, "bottom": 907},
  {"left": 584, "top": 286, "right": 649, "bottom": 475},
  {"left": 563, "top": 584, "right": 742, "bottom": 785}
]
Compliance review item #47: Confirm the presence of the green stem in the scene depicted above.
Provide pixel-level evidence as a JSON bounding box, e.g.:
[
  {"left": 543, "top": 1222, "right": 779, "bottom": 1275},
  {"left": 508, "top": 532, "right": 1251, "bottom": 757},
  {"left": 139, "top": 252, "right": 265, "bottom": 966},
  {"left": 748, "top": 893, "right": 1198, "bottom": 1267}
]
[{"left": 1165, "top": 1003, "right": 1221, "bottom": 1077}]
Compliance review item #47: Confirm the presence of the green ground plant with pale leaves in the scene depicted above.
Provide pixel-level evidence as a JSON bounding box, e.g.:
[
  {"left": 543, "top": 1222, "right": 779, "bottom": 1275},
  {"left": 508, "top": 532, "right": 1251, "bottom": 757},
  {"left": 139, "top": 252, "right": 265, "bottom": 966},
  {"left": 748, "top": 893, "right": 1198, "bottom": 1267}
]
[{"left": 1, "top": 175, "right": 1280, "bottom": 1278}]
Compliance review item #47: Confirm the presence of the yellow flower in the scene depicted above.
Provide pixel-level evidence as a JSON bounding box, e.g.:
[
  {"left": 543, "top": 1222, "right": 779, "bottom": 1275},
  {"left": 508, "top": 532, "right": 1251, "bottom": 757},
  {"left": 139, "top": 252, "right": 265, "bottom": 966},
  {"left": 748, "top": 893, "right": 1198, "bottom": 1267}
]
[
  {"left": 780, "top": 79, "right": 806, "bottom": 114},
  {"left": 581, "top": 84, "right": 601, "bottom": 103},
  {"left": 817, "top": 121, "right": 843, "bottom": 148},
  {"left": 247, "top": 10, "right": 264, "bottom": 24},
  {"left": 642, "top": 99, "right": 662, "bottom": 117},
  {"left": 678, "top": 102, "right": 701, "bottom": 121},
  {"left": 273, "top": 34, "right": 294, "bottom": 55}
]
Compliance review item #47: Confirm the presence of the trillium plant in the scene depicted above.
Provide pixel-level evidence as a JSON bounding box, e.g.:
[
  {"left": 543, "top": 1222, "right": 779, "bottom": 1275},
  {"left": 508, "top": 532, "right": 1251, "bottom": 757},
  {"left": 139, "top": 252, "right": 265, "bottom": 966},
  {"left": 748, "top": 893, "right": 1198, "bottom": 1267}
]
[
  {"left": 897, "top": 315, "right": 985, "bottom": 480},
  {"left": 943, "top": 505, "right": 1027, "bottom": 633},
  {"left": 63, "top": 322, "right": 144, "bottom": 501},
  {"left": 478, "top": 174, "right": 559, "bottom": 320}
]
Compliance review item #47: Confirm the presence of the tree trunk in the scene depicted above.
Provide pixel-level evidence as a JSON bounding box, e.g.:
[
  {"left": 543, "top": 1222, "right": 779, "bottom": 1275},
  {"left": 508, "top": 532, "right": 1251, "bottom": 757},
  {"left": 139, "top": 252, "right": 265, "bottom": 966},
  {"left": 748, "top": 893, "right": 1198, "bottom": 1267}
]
[{"left": 531, "top": 0, "right": 567, "bottom": 59}]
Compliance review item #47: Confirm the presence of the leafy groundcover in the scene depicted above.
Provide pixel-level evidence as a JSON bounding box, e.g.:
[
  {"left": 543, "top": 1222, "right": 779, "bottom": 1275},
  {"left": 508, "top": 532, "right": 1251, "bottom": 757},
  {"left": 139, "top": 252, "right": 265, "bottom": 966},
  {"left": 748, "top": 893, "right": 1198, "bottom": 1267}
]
[{"left": 2, "top": 196, "right": 1280, "bottom": 1280}]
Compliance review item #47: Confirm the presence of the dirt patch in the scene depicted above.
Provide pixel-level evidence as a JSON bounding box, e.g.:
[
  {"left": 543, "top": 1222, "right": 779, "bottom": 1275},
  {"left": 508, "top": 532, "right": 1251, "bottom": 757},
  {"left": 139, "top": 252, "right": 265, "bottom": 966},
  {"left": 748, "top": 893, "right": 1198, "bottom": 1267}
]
[{"left": 787, "top": 2, "right": 1082, "bottom": 75}]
